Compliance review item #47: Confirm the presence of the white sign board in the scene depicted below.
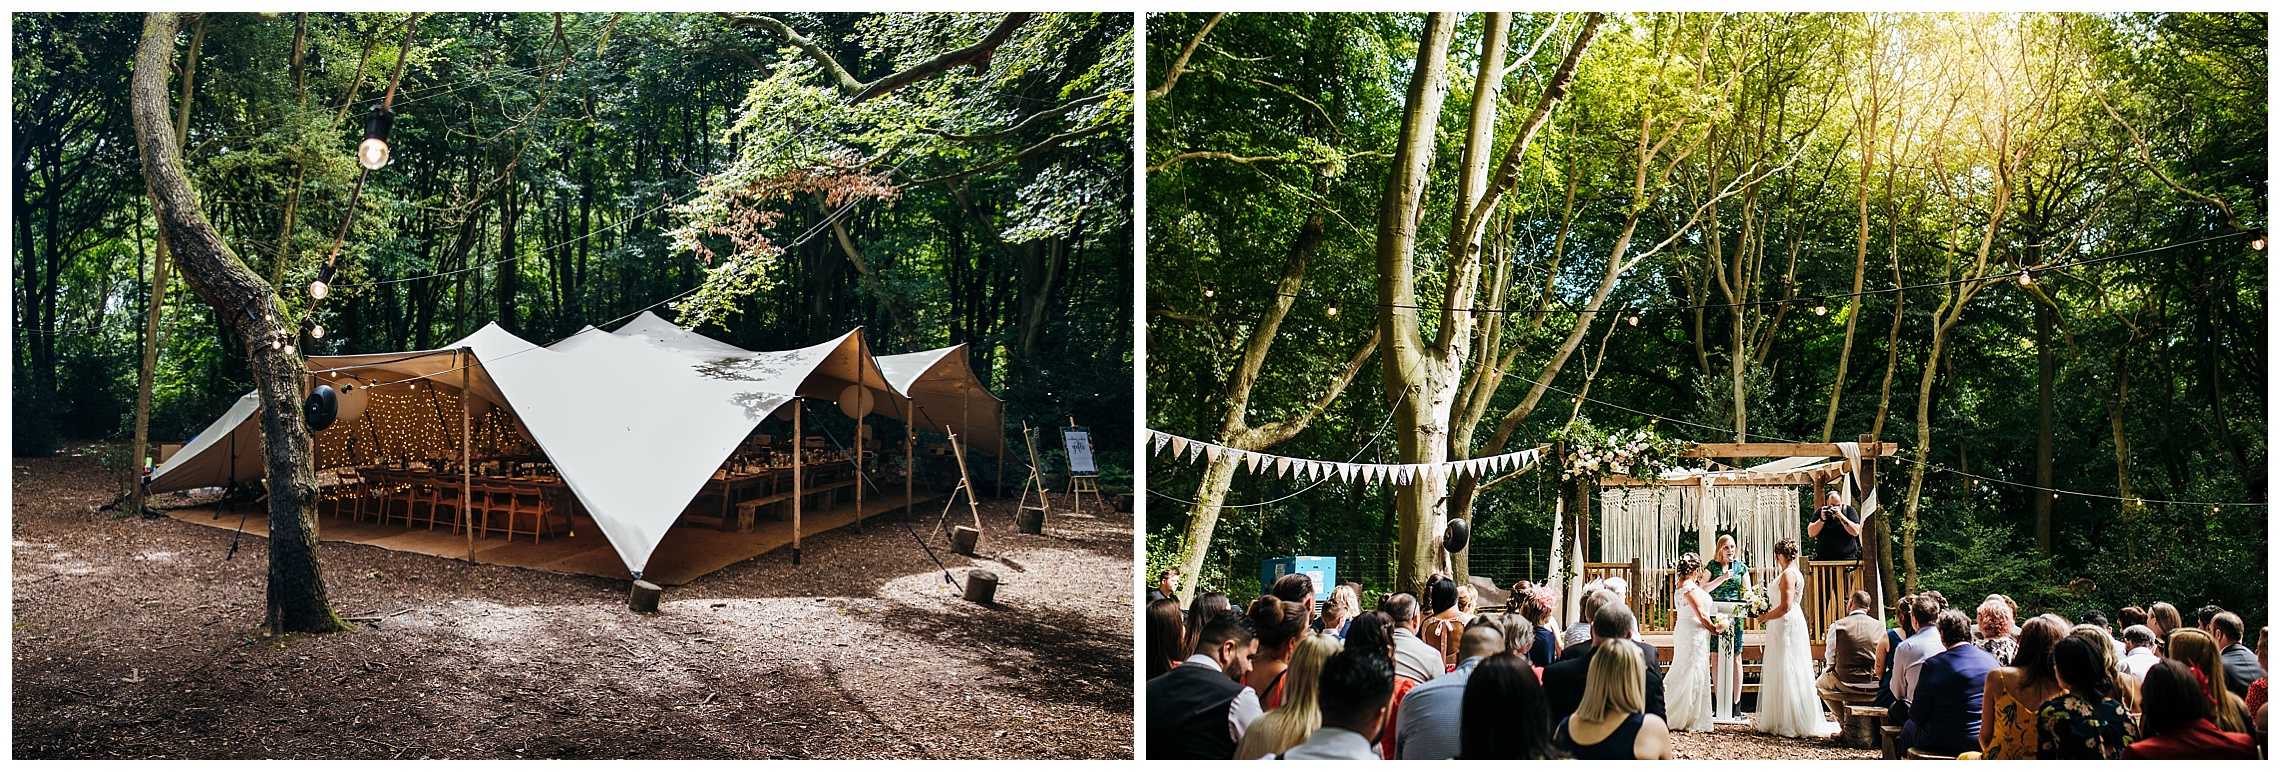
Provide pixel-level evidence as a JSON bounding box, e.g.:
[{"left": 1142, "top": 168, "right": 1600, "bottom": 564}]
[{"left": 1062, "top": 428, "right": 1096, "bottom": 475}]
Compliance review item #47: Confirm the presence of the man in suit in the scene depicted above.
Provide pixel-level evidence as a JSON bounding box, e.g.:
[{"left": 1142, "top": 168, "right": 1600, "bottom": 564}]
[
  {"left": 1820, "top": 590, "right": 1882, "bottom": 717},
  {"left": 1146, "top": 609, "right": 1262, "bottom": 759},
  {"left": 1901, "top": 610, "right": 1998, "bottom": 757},
  {"left": 1542, "top": 601, "right": 1664, "bottom": 726},
  {"left": 1380, "top": 593, "right": 1443, "bottom": 683},
  {"left": 1394, "top": 621, "right": 1503, "bottom": 759},
  {"left": 2210, "top": 612, "right": 2265, "bottom": 698},
  {"left": 1281, "top": 649, "right": 1397, "bottom": 760}
]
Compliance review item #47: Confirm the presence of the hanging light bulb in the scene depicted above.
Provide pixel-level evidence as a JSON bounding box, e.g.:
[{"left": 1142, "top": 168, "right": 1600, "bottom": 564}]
[
  {"left": 312, "top": 324, "right": 326, "bottom": 340},
  {"left": 2254, "top": 237, "right": 2267, "bottom": 251},
  {"left": 283, "top": 342, "right": 295, "bottom": 355},
  {"left": 2018, "top": 268, "right": 2034, "bottom": 286},
  {"left": 1202, "top": 282, "right": 1216, "bottom": 299},
  {"left": 309, "top": 279, "right": 329, "bottom": 300},
  {"left": 1325, "top": 303, "right": 1339, "bottom": 317},
  {"left": 358, "top": 106, "right": 396, "bottom": 170},
  {"left": 1813, "top": 297, "right": 1828, "bottom": 316},
  {"left": 1627, "top": 312, "right": 1640, "bottom": 326}
]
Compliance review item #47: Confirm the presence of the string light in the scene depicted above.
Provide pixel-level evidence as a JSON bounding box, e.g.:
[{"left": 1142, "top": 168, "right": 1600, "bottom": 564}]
[
  {"left": 309, "top": 278, "right": 329, "bottom": 300},
  {"left": 1325, "top": 303, "right": 1338, "bottom": 317},
  {"left": 1202, "top": 282, "right": 1216, "bottom": 299},
  {"left": 1627, "top": 312, "right": 1639, "bottom": 326},
  {"left": 1812, "top": 297, "right": 1828, "bottom": 316},
  {"left": 358, "top": 106, "right": 396, "bottom": 170},
  {"left": 2255, "top": 237, "right": 2267, "bottom": 251},
  {"left": 312, "top": 324, "right": 326, "bottom": 340},
  {"left": 2018, "top": 268, "right": 2034, "bottom": 286}
]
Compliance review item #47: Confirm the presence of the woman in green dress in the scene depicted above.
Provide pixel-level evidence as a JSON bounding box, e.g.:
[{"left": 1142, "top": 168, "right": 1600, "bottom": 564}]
[{"left": 1706, "top": 534, "right": 1752, "bottom": 720}]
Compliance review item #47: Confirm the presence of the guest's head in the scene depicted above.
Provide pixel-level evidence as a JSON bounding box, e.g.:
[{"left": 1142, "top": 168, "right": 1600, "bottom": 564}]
[
  {"left": 1459, "top": 653, "right": 1557, "bottom": 760},
  {"left": 1936, "top": 609, "right": 1974, "bottom": 647},
  {"left": 1578, "top": 588, "right": 1614, "bottom": 631},
  {"left": 2138, "top": 658, "right": 2215, "bottom": 738},
  {"left": 2149, "top": 602, "right": 2182, "bottom": 640},
  {"left": 1715, "top": 534, "right": 1738, "bottom": 564},
  {"left": 1280, "top": 634, "right": 1342, "bottom": 723},
  {"left": 1315, "top": 649, "right": 1397, "bottom": 742},
  {"left": 1146, "top": 597, "right": 1186, "bottom": 679},
  {"left": 1772, "top": 537, "right": 1800, "bottom": 567},
  {"left": 1848, "top": 590, "right": 1873, "bottom": 613},
  {"left": 1196, "top": 608, "right": 1260, "bottom": 674},
  {"left": 1897, "top": 594, "right": 1922, "bottom": 635},
  {"left": 2080, "top": 609, "right": 2110, "bottom": 630},
  {"left": 2257, "top": 627, "right": 2268, "bottom": 669},
  {"left": 1380, "top": 593, "right": 1421, "bottom": 631},
  {"left": 2208, "top": 612, "right": 2243, "bottom": 648},
  {"left": 1593, "top": 601, "right": 1637, "bottom": 645},
  {"left": 1185, "top": 592, "right": 1234, "bottom": 657},
  {"left": 2118, "top": 606, "right": 2149, "bottom": 630},
  {"left": 2195, "top": 604, "right": 2224, "bottom": 631},
  {"left": 1155, "top": 568, "right": 1178, "bottom": 596},
  {"left": 1271, "top": 573, "right": 1318, "bottom": 629},
  {"left": 1511, "top": 582, "right": 1554, "bottom": 625},
  {"left": 1976, "top": 597, "right": 2017, "bottom": 641},
  {"left": 1578, "top": 637, "right": 1647, "bottom": 722},
  {"left": 2053, "top": 630, "right": 2119, "bottom": 701},
  {"left": 2164, "top": 628, "right": 2248, "bottom": 732},
  {"left": 1458, "top": 620, "right": 1505, "bottom": 662},
  {"left": 1910, "top": 594, "right": 1942, "bottom": 632},
  {"left": 1247, "top": 594, "right": 1309, "bottom": 666},
  {"left": 1674, "top": 552, "right": 1705, "bottom": 585},
  {"left": 1457, "top": 583, "right": 1479, "bottom": 614},
  {"left": 1344, "top": 611, "right": 1399, "bottom": 661},
  {"left": 1602, "top": 576, "right": 1629, "bottom": 599},
  {"left": 1323, "top": 583, "right": 1361, "bottom": 629},
  {"left": 1500, "top": 612, "right": 1537, "bottom": 657},
  {"left": 2122, "top": 625, "right": 2157, "bottom": 651},
  {"left": 1427, "top": 575, "right": 1460, "bottom": 615},
  {"left": 2014, "top": 614, "right": 2069, "bottom": 687},
  {"left": 1919, "top": 589, "right": 1949, "bottom": 613}
]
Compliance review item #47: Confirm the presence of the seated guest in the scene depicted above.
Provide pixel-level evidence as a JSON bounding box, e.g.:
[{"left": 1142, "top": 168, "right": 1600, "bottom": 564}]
[
  {"left": 1561, "top": 581, "right": 1609, "bottom": 649},
  {"left": 1459, "top": 653, "right": 1559, "bottom": 759},
  {"left": 2123, "top": 658, "right": 2259, "bottom": 759},
  {"left": 2208, "top": 612, "right": 2264, "bottom": 699},
  {"left": 1979, "top": 614, "right": 2069, "bottom": 759},
  {"left": 1552, "top": 640, "right": 1673, "bottom": 759},
  {"left": 1394, "top": 620, "right": 1503, "bottom": 758},
  {"left": 2118, "top": 606, "right": 2150, "bottom": 634},
  {"left": 1147, "top": 597, "right": 1186, "bottom": 680},
  {"left": 2081, "top": 610, "right": 2123, "bottom": 660},
  {"left": 2195, "top": 604, "right": 2224, "bottom": 634},
  {"left": 2148, "top": 602, "right": 2183, "bottom": 652},
  {"left": 1269, "top": 572, "right": 1318, "bottom": 632},
  {"left": 1146, "top": 609, "right": 1261, "bottom": 759},
  {"left": 2166, "top": 628, "right": 2255, "bottom": 734},
  {"left": 1321, "top": 584, "right": 1361, "bottom": 641},
  {"left": 1543, "top": 601, "right": 1665, "bottom": 725},
  {"left": 1379, "top": 593, "right": 1444, "bottom": 684},
  {"left": 1497, "top": 612, "right": 1547, "bottom": 680},
  {"left": 2118, "top": 625, "right": 2161, "bottom": 677},
  {"left": 1244, "top": 595, "right": 1309, "bottom": 710},
  {"left": 1280, "top": 649, "right": 1396, "bottom": 760},
  {"left": 1891, "top": 591, "right": 1947, "bottom": 709},
  {"left": 2037, "top": 630, "right": 2138, "bottom": 759},
  {"left": 1901, "top": 609, "right": 1999, "bottom": 757},
  {"left": 1510, "top": 581, "right": 1560, "bottom": 668},
  {"left": 1820, "top": 590, "right": 1883, "bottom": 719},
  {"left": 1232, "top": 634, "right": 1341, "bottom": 760},
  {"left": 1182, "top": 592, "right": 1233, "bottom": 661},
  {"left": 1342, "top": 611, "right": 1419, "bottom": 759},
  {"left": 1418, "top": 574, "right": 1471, "bottom": 670},
  {"left": 1974, "top": 596, "right": 2020, "bottom": 665},
  {"left": 1875, "top": 594, "right": 1921, "bottom": 710},
  {"left": 2245, "top": 627, "right": 2266, "bottom": 729},
  {"left": 1457, "top": 582, "right": 1479, "bottom": 616}
]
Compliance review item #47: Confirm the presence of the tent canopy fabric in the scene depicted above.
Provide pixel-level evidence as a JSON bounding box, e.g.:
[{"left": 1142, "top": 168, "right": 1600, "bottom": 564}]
[{"left": 150, "top": 313, "right": 1006, "bottom": 576}]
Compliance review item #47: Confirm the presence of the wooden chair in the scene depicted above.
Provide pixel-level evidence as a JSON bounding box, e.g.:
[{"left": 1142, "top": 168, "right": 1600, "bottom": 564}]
[
  {"left": 414, "top": 477, "right": 463, "bottom": 532},
  {"left": 366, "top": 469, "right": 407, "bottom": 526},
  {"left": 492, "top": 481, "right": 550, "bottom": 543}
]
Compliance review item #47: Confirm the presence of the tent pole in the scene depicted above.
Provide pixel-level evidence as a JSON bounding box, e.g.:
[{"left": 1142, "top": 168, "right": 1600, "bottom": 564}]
[
  {"left": 854, "top": 407, "right": 864, "bottom": 531},
  {"left": 905, "top": 396, "right": 915, "bottom": 522},
  {"left": 793, "top": 399, "right": 803, "bottom": 566},
  {"left": 992, "top": 401, "right": 1002, "bottom": 499},
  {"left": 462, "top": 349, "right": 474, "bottom": 562}
]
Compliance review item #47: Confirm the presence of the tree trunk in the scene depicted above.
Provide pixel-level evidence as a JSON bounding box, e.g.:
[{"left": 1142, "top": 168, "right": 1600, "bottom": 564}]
[
  {"left": 2034, "top": 299, "right": 2054, "bottom": 554},
  {"left": 1376, "top": 13, "right": 1457, "bottom": 596},
  {"left": 132, "top": 11, "right": 348, "bottom": 634},
  {"left": 130, "top": 14, "right": 202, "bottom": 516}
]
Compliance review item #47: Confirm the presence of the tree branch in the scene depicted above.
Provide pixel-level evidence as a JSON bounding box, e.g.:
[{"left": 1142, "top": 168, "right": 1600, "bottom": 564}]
[
  {"left": 921, "top": 91, "right": 1113, "bottom": 143},
  {"left": 726, "top": 13, "right": 1031, "bottom": 104},
  {"left": 905, "top": 119, "right": 1118, "bottom": 186},
  {"left": 1149, "top": 12, "right": 1225, "bottom": 101},
  {"left": 2098, "top": 96, "right": 2249, "bottom": 232}
]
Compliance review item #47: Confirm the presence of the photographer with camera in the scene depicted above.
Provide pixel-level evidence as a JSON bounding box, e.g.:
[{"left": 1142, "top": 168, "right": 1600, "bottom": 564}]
[{"left": 1806, "top": 489, "right": 1862, "bottom": 561}]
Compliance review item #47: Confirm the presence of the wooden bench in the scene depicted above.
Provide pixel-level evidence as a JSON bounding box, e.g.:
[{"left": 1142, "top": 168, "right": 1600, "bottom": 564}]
[
  {"left": 1904, "top": 747, "right": 1957, "bottom": 760},
  {"left": 804, "top": 478, "right": 856, "bottom": 508},
  {"left": 1834, "top": 698, "right": 1886, "bottom": 749},
  {"left": 735, "top": 492, "right": 795, "bottom": 531},
  {"left": 1881, "top": 726, "right": 1903, "bottom": 760}
]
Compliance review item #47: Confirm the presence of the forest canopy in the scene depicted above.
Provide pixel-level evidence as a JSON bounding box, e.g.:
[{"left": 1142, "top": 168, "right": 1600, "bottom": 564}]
[
  {"left": 1145, "top": 12, "right": 2265, "bottom": 624},
  {"left": 15, "top": 12, "right": 1133, "bottom": 483}
]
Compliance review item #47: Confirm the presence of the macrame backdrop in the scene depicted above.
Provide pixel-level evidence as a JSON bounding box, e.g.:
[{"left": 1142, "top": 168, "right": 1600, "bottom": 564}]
[{"left": 1597, "top": 484, "right": 1802, "bottom": 571}]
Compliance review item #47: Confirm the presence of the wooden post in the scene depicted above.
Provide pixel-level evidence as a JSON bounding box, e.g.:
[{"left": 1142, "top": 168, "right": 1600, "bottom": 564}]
[
  {"left": 995, "top": 409, "right": 1006, "bottom": 498},
  {"left": 628, "top": 579, "right": 662, "bottom": 613},
  {"left": 950, "top": 432, "right": 982, "bottom": 533},
  {"left": 854, "top": 411, "right": 864, "bottom": 530},
  {"left": 461, "top": 349, "right": 474, "bottom": 562},
  {"left": 792, "top": 399, "right": 803, "bottom": 566},
  {"left": 1859, "top": 432, "right": 1886, "bottom": 617},
  {"left": 905, "top": 396, "right": 916, "bottom": 522}
]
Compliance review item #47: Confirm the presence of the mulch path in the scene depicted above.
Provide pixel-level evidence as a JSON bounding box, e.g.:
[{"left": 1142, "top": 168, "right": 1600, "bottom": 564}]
[
  {"left": 1670, "top": 721, "right": 1880, "bottom": 760},
  {"left": 12, "top": 444, "right": 1133, "bottom": 759}
]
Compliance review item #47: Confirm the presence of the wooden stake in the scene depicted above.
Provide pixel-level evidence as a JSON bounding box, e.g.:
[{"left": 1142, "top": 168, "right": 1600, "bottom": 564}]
[{"left": 950, "top": 432, "right": 981, "bottom": 533}]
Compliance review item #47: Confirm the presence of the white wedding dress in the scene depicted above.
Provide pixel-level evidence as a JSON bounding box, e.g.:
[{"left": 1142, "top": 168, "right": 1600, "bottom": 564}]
[
  {"left": 1665, "top": 584, "right": 1714, "bottom": 732},
  {"left": 1754, "top": 570, "right": 1840, "bottom": 738}
]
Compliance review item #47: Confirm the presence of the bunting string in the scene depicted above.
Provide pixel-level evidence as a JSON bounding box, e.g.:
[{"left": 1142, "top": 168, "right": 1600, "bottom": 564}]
[{"left": 1148, "top": 429, "right": 1544, "bottom": 486}]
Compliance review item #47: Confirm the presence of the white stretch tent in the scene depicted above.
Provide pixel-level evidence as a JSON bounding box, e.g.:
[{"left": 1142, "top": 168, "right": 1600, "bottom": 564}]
[{"left": 150, "top": 313, "right": 1006, "bottom": 577}]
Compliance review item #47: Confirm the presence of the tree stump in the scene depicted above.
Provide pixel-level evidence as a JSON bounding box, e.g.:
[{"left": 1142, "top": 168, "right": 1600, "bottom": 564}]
[
  {"left": 963, "top": 569, "right": 998, "bottom": 604},
  {"left": 629, "top": 579, "right": 663, "bottom": 613},
  {"left": 1113, "top": 493, "right": 1133, "bottom": 513},
  {"left": 952, "top": 525, "right": 980, "bottom": 556},
  {"left": 1015, "top": 507, "right": 1045, "bottom": 535}
]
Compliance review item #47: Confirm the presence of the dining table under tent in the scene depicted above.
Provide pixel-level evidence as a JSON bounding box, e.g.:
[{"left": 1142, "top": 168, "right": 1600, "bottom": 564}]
[{"left": 147, "top": 312, "right": 1007, "bottom": 584}]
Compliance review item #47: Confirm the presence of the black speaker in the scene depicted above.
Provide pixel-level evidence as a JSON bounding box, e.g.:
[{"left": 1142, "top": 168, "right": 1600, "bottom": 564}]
[
  {"left": 1443, "top": 518, "right": 1470, "bottom": 553},
  {"left": 304, "top": 384, "right": 340, "bottom": 431}
]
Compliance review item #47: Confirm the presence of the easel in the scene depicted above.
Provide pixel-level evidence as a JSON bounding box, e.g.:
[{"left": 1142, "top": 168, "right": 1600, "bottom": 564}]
[
  {"left": 1016, "top": 421, "right": 1053, "bottom": 518},
  {"left": 933, "top": 432, "right": 983, "bottom": 540},
  {"left": 1061, "top": 418, "right": 1103, "bottom": 514}
]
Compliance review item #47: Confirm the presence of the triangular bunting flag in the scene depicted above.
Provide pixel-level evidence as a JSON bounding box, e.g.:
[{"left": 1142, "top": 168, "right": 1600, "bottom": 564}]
[
  {"left": 1170, "top": 435, "right": 1190, "bottom": 459},
  {"left": 1204, "top": 443, "right": 1224, "bottom": 464},
  {"left": 1245, "top": 451, "right": 1264, "bottom": 474},
  {"left": 1276, "top": 456, "right": 1293, "bottom": 479}
]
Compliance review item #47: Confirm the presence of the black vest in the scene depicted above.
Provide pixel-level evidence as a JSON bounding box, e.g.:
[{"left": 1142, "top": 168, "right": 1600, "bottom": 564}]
[{"left": 1146, "top": 662, "right": 1245, "bottom": 759}]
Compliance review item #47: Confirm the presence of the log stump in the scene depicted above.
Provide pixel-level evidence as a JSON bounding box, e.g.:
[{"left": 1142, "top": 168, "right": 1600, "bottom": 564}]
[
  {"left": 1113, "top": 493, "right": 1133, "bottom": 513},
  {"left": 951, "top": 525, "right": 980, "bottom": 556},
  {"left": 1015, "top": 507, "right": 1045, "bottom": 535},
  {"left": 963, "top": 569, "right": 998, "bottom": 604},
  {"left": 629, "top": 579, "right": 663, "bottom": 613}
]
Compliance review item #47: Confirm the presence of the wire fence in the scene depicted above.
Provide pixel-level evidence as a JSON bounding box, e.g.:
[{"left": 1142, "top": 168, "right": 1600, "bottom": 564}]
[{"left": 1210, "top": 542, "right": 1554, "bottom": 601}]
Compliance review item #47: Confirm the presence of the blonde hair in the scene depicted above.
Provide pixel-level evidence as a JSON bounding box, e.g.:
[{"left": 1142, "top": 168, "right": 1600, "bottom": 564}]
[
  {"left": 1457, "top": 583, "right": 1479, "bottom": 613},
  {"left": 2165, "top": 629, "right": 2251, "bottom": 734},
  {"left": 1715, "top": 534, "right": 1738, "bottom": 561},
  {"left": 1323, "top": 584, "right": 1361, "bottom": 627},
  {"left": 1577, "top": 639, "right": 1646, "bottom": 722},
  {"left": 1232, "top": 635, "right": 1342, "bottom": 759}
]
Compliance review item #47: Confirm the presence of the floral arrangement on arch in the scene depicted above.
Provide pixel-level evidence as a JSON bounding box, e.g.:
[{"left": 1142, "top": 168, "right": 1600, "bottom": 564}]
[{"left": 1549, "top": 418, "right": 1692, "bottom": 483}]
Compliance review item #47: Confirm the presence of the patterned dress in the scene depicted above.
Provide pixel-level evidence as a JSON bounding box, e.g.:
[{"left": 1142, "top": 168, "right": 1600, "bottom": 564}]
[
  {"left": 2035, "top": 694, "right": 2138, "bottom": 760},
  {"left": 1706, "top": 559, "right": 1749, "bottom": 656}
]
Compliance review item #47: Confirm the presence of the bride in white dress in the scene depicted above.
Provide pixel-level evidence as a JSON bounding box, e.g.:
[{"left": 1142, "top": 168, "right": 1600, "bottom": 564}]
[
  {"left": 1666, "top": 553, "right": 1723, "bottom": 732},
  {"left": 1754, "top": 537, "right": 1840, "bottom": 738}
]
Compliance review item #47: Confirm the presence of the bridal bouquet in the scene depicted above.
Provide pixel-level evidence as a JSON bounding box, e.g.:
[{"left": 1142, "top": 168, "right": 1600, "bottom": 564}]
[{"left": 1740, "top": 585, "right": 1772, "bottom": 617}]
